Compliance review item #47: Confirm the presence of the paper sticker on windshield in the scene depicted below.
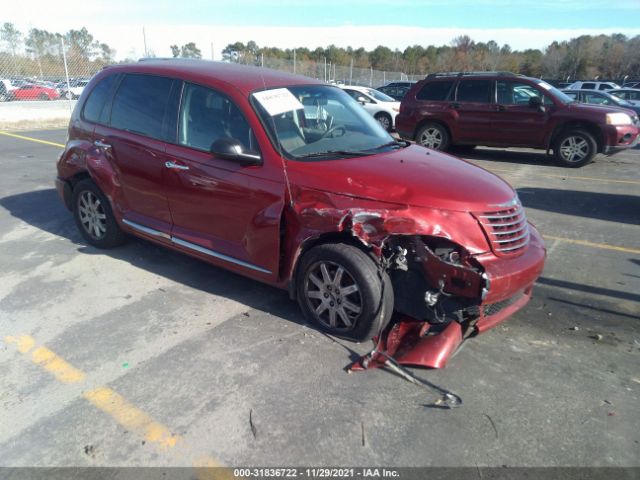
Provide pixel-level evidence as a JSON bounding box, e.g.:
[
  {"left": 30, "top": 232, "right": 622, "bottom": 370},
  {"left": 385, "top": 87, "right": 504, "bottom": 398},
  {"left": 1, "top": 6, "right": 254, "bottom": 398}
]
[
  {"left": 253, "top": 88, "right": 304, "bottom": 116},
  {"left": 539, "top": 82, "right": 553, "bottom": 90}
]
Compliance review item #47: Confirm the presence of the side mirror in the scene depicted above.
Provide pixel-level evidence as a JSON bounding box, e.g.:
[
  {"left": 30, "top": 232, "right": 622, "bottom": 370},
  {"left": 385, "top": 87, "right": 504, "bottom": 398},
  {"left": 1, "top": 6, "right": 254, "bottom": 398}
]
[
  {"left": 529, "top": 96, "right": 545, "bottom": 112},
  {"left": 210, "top": 138, "right": 261, "bottom": 166},
  {"left": 357, "top": 96, "right": 368, "bottom": 104}
]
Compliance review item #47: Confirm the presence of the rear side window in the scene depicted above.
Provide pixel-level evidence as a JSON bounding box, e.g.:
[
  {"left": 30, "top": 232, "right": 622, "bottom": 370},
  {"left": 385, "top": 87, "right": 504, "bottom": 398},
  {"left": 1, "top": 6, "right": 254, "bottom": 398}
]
[
  {"left": 416, "top": 81, "right": 454, "bottom": 101},
  {"left": 456, "top": 80, "right": 492, "bottom": 103},
  {"left": 82, "top": 75, "right": 118, "bottom": 124},
  {"left": 110, "top": 74, "right": 174, "bottom": 139}
]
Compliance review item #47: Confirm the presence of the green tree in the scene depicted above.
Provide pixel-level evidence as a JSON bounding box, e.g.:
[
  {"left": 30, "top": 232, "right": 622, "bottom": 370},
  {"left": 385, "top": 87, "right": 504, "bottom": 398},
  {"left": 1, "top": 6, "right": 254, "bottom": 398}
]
[{"left": 1, "top": 22, "right": 22, "bottom": 56}]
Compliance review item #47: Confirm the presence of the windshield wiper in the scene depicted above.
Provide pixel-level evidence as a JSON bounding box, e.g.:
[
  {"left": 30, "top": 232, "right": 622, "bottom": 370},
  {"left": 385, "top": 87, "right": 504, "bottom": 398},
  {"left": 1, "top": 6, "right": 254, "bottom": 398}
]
[
  {"left": 297, "top": 150, "right": 376, "bottom": 159},
  {"left": 369, "top": 139, "right": 410, "bottom": 150}
]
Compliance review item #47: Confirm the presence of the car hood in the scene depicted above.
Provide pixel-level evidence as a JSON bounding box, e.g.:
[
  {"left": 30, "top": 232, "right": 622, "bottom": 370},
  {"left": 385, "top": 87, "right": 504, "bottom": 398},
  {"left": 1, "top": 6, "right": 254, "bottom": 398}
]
[
  {"left": 286, "top": 145, "right": 516, "bottom": 212},
  {"left": 566, "top": 101, "right": 638, "bottom": 117}
]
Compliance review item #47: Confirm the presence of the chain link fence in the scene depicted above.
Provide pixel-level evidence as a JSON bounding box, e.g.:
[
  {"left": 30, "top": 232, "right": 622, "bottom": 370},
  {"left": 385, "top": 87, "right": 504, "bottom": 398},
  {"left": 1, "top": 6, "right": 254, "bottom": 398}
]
[{"left": 0, "top": 37, "right": 419, "bottom": 129}]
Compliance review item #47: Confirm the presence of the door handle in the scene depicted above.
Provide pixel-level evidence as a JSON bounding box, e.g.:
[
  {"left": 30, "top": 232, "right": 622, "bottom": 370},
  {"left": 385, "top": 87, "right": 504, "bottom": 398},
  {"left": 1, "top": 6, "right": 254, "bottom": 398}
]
[
  {"left": 496, "top": 105, "right": 506, "bottom": 111},
  {"left": 449, "top": 102, "right": 460, "bottom": 110},
  {"left": 165, "top": 161, "right": 189, "bottom": 171},
  {"left": 94, "top": 140, "right": 111, "bottom": 150}
]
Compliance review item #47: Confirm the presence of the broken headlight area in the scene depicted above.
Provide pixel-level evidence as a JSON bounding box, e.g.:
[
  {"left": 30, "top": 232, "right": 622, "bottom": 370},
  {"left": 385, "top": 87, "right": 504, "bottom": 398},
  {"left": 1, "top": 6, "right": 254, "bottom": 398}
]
[{"left": 383, "top": 235, "right": 488, "bottom": 326}]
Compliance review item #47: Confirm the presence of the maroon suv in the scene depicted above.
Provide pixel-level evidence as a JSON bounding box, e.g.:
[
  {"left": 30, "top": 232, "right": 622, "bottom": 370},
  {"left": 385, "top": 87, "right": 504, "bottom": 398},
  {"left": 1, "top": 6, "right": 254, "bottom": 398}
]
[
  {"left": 396, "top": 72, "right": 640, "bottom": 167},
  {"left": 55, "top": 60, "right": 545, "bottom": 360}
]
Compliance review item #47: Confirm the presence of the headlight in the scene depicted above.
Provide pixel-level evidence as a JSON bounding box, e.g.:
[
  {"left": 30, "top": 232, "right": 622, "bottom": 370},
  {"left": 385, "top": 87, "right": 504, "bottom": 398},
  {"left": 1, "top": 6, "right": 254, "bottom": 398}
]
[{"left": 606, "top": 112, "right": 632, "bottom": 125}]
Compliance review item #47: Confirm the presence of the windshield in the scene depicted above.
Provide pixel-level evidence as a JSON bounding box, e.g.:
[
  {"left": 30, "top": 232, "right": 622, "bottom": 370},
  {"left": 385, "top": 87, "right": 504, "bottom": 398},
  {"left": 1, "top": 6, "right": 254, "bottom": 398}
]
[
  {"left": 534, "top": 80, "right": 574, "bottom": 104},
  {"left": 366, "top": 88, "right": 396, "bottom": 102},
  {"left": 252, "top": 85, "right": 393, "bottom": 160}
]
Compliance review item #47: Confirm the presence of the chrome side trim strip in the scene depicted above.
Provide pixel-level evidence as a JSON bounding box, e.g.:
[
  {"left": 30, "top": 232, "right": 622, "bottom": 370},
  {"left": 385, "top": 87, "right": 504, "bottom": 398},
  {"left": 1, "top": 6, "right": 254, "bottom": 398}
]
[
  {"left": 171, "top": 237, "right": 272, "bottom": 275},
  {"left": 122, "top": 218, "right": 171, "bottom": 240}
]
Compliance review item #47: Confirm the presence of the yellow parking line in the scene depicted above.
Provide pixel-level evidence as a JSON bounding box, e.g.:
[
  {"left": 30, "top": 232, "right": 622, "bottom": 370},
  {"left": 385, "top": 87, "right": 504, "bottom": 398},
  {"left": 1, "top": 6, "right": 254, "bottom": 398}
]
[
  {"left": 544, "top": 235, "right": 640, "bottom": 255},
  {"left": 84, "top": 387, "right": 181, "bottom": 449},
  {"left": 488, "top": 167, "right": 640, "bottom": 186},
  {"left": 0, "top": 130, "right": 65, "bottom": 148},
  {"left": 4, "top": 334, "right": 224, "bottom": 464}
]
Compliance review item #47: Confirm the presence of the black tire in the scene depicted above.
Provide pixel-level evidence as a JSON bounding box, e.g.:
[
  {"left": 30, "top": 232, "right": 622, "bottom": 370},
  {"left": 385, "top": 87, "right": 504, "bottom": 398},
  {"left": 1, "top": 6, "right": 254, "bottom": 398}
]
[
  {"left": 0, "top": 93, "right": 6, "bottom": 102},
  {"left": 553, "top": 129, "right": 597, "bottom": 168},
  {"left": 416, "top": 122, "right": 450, "bottom": 151},
  {"left": 296, "top": 243, "right": 394, "bottom": 342},
  {"left": 72, "top": 179, "right": 127, "bottom": 248},
  {"left": 38, "top": 93, "right": 49, "bottom": 101},
  {"left": 374, "top": 112, "right": 393, "bottom": 132}
]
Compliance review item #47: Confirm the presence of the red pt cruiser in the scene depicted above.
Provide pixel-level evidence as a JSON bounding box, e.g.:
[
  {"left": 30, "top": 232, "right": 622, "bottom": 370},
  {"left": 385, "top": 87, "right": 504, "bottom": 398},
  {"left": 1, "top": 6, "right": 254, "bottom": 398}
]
[{"left": 56, "top": 60, "right": 545, "bottom": 362}]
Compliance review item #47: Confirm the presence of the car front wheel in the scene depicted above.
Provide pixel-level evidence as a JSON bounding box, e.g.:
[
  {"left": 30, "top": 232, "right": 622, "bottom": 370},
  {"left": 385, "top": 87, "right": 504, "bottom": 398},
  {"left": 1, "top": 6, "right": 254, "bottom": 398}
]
[
  {"left": 375, "top": 112, "right": 392, "bottom": 132},
  {"left": 416, "top": 122, "right": 450, "bottom": 151},
  {"left": 296, "top": 243, "right": 393, "bottom": 341},
  {"left": 553, "top": 129, "right": 597, "bottom": 167},
  {"left": 72, "top": 179, "right": 127, "bottom": 248}
]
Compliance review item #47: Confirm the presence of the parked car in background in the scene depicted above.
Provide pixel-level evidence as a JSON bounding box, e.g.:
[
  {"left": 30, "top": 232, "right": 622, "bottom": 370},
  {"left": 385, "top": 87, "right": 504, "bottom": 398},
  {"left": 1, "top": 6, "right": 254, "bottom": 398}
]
[
  {"left": 60, "top": 79, "right": 90, "bottom": 99},
  {"left": 622, "top": 82, "right": 640, "bottom": 89},
  {"left": 396, "top": 71, "right": 639, "bottom": 167},
  {"left": 377, "top": 84, "right": 412, "bottom": 101},
  {"left": 7, "top": 83, "right": 60, "bottom": 101},
  {"left": 339, "top": 85, "right": 400, "bottom": 131},
  {"left": 566, "top": 80, "right": 621, "bottom": 91},
  {"left": 55, "top": 59, "right": 545, "bottom": 346},
  {"left": 0, "top": 78, "right": 22, "bottom": 101},
  {"left": 561, "top": 89, "right": 640, "bottom": 116},
  {"left": 608, "top": 88, "right": 640, "bottom": 106}
]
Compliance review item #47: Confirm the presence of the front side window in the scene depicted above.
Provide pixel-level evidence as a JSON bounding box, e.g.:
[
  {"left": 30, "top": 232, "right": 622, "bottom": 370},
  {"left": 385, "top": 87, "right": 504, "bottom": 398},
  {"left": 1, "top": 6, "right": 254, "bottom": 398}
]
[
  {"left": 252, "top": 85, "right": 392, "bottom": 160},
  {"left": 584, "top": 93, "right": 612, "bottom": 105},
  {"left": 345, "top": 89, "right": 372, "bottom": 103},
  {"left": 110, "top": 74, "right": 174, "bottom": 139},
  {"left": 582, "top": 82, "right": 596, "bottom": 90},
  {"left": 416, "top": 80, "right": 454, "bottom": 101},
  {"left": 456, "top": 80, "right": 492, "bottom": 103},
  {"left": 178, "top": 82, "right": 257, "bottom": 153}
]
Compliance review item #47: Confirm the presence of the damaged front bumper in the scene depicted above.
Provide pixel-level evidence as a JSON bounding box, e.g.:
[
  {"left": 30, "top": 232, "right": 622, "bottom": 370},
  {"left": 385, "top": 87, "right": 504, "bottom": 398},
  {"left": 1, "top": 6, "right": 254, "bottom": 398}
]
[{"left": 350, "top": 224, "right": 546, "bottom": 371}]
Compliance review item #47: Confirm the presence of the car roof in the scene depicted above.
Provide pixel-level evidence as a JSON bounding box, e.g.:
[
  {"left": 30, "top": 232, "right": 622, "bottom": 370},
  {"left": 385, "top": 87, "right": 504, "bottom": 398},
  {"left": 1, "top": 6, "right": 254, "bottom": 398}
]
[
  {"left": 564, "top": 89, "right": 614, "bottom": 95},
  {"left": 105, "top": 59, "right": 324, "bottom": 95},
  {"left": 339, "top": 85, "right": 370, "bottom": 91}
]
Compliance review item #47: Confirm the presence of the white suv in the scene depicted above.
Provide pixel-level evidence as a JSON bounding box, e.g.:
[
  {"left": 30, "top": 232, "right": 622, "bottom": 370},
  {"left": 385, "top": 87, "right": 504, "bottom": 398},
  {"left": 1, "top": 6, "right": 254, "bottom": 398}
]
[
  {"left": 567, "top": 81, "right": 621, "bottom": 91},
  {"left": 339, "top": 85, "right": 400, "bottom": 131}
]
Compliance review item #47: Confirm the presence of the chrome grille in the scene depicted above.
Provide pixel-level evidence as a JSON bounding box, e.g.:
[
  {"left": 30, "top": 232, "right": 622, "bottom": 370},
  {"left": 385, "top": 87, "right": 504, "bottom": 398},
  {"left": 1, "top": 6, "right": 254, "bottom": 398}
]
[{"left": 475, "top": 199, "right": 529, "bottom": 256}]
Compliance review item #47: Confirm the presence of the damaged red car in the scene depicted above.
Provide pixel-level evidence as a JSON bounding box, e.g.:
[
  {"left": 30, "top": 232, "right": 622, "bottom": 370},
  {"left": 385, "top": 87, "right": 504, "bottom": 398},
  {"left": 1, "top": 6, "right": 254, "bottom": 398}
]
[{"left": 56, "top": 60, "right": 545, "bottom": 365}]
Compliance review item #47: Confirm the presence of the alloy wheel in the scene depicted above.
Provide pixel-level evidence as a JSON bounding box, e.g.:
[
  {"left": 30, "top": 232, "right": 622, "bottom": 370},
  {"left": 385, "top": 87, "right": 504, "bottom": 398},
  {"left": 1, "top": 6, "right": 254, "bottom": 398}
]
[
  {"left": 559, "top": 136, "right": 589, "bottom": 163},
  {"left": 304, "top": 261, "right": 362, "bottom": 331},
  {"left": 419, "top": 127, "right": 443, "bottom": 149},
  {"left": 78, "top": 191, "right": 107, "bottom": 240}
]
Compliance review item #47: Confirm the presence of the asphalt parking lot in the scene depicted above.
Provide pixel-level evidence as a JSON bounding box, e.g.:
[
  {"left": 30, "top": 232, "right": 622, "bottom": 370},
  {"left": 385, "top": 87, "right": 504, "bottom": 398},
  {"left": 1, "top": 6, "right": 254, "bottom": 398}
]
[{"left": 0, "top": 130, "right": 638, "bottom": 470}]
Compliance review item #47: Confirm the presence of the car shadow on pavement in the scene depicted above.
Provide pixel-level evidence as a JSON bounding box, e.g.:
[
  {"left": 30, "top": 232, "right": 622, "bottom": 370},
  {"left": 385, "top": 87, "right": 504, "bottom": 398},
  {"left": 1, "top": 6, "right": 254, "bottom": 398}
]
[
  {"left": 453, "top": 146, "right": 558, "bottom": 167},
  {"left": 0, "top": 188, "right": 362, "bottom": 361},
  {"left": 536, "top": 277, "right": 640, "bottom": 304},
  {"left": 516, "top": 188, "right": 640, "bottom": 225}
]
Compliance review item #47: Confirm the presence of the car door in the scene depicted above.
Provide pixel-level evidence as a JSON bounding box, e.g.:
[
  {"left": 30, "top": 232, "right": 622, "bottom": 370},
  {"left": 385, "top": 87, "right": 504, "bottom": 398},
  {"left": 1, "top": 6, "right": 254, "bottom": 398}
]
[
  {"left": 450, "top": 79, "right": 495, "bottom": 143},
  {"left": 93, "top": 73, "right": 177, "bottom": 237},
  {"left": 163, "top": 82, "right": 285, "bottom": 280},
  {"left": 490, "top": 80, "right": 549, "bottom": 147}
]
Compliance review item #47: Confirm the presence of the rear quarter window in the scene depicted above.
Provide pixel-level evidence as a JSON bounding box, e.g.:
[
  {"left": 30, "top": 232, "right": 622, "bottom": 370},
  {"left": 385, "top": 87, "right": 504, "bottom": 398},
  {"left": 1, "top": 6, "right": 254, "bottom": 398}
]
[
  {"left": 82, "top": 74, "right": 118, "bottom": 124},
  {"left": 416, "top": 81, "right": 454, "bottom": 101}
]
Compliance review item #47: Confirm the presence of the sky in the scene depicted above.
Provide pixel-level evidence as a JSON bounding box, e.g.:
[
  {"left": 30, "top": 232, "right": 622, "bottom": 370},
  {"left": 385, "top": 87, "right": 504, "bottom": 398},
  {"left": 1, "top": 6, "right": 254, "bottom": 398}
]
[{"left": 4, "top": 0, "right": 640, "bottom": 60}]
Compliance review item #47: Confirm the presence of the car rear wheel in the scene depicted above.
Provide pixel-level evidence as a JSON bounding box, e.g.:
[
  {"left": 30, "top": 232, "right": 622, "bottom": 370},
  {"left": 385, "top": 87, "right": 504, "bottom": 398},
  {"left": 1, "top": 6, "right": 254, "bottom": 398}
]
[
  {"left": 296, "top": 243, "right": 393, "bottom": 341},
  {"left": 553, "top": 129, "right": 597, "bottom": 168},
  {"left": 375, "top": 112, "right": 392, "bottom": 132},
  {"left": 38, "top": 93, "right": 49, "bottom": 101},
  {"left": 416, "top": 122, "right": 450, "bottom": 151},
  {"left": 72, "top": 179, "right": 127, "bottom": 248}
]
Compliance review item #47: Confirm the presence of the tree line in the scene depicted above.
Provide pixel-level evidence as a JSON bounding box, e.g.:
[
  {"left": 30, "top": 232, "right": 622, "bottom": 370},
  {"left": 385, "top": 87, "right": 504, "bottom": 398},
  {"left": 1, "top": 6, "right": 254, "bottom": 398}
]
[
  {"left": 2, "top": 20, "right": 639, "bottom": 81},
  {"left": 222, "top": 34, "right": 640, "bottom": 80}
]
